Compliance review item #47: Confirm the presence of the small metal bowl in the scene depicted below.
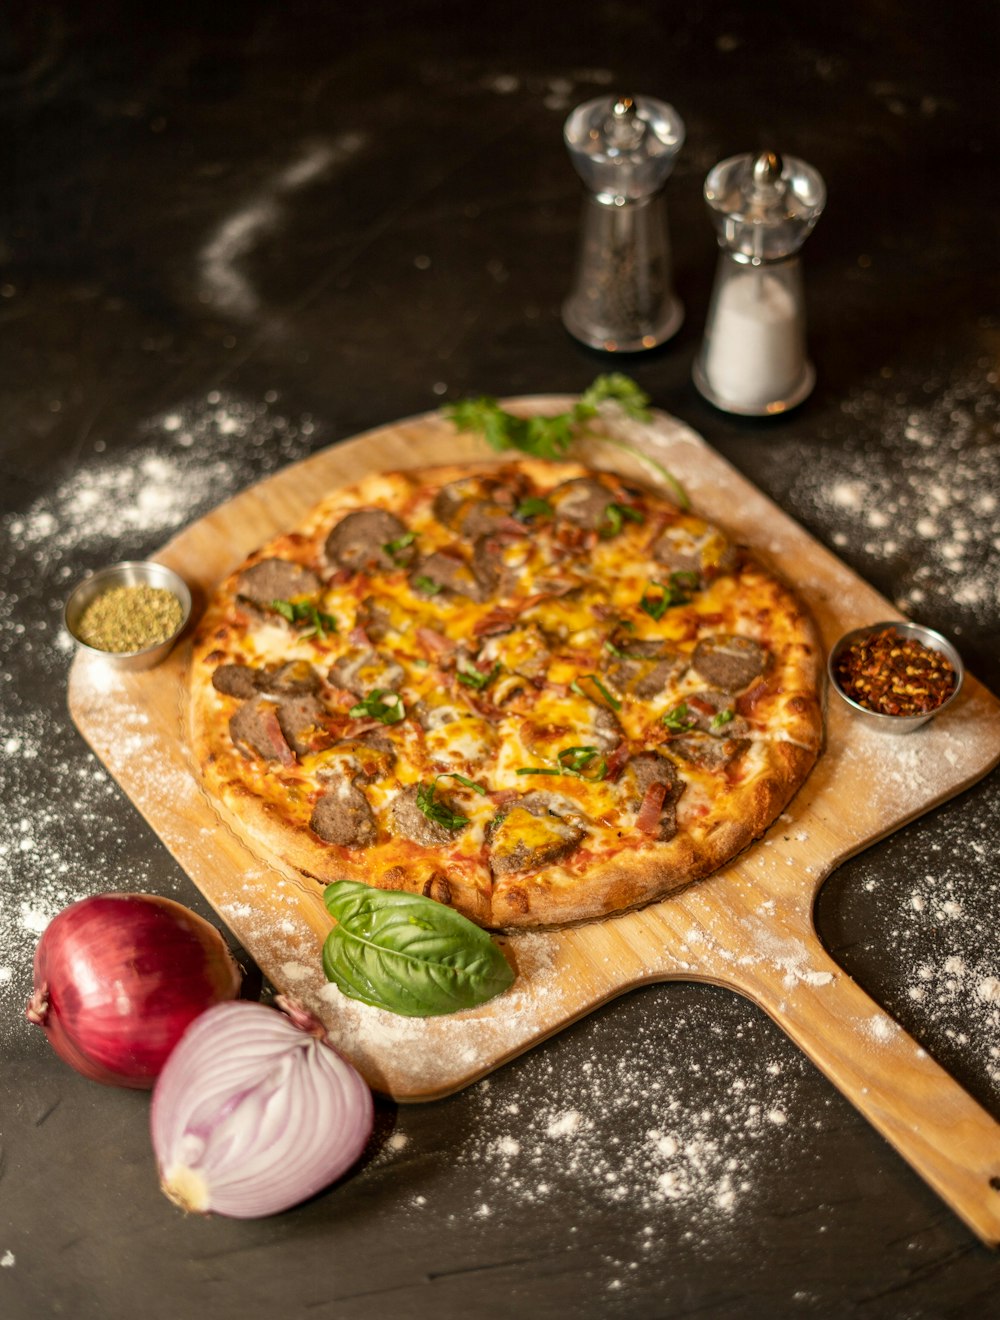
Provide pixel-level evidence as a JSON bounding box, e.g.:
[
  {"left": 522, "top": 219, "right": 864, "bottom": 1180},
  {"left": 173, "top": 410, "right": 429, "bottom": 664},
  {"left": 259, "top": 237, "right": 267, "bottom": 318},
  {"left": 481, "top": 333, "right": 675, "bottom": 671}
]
[
  {"left": 64, "top": 561, "right": 192, "bottom": 671},
  {"left": 828, "top": 620, "right": 964, "bottom": 734}
]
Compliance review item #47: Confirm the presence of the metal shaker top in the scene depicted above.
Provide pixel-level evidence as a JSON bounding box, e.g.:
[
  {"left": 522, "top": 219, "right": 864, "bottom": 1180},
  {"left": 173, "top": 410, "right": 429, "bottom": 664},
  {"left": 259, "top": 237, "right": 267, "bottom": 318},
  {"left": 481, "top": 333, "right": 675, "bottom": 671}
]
[
  {"left": 564, "top": 94, "right": 685, "bottom": 202},
  {"left": 704, "top": 150, "right": 826, "bottom": 261}
]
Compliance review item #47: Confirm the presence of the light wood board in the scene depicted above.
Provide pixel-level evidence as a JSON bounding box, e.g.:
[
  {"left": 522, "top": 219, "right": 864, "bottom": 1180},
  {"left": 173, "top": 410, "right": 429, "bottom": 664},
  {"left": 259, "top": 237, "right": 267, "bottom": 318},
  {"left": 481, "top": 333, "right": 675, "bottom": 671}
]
[{"left": 68, "top": 401, "right": 1000, "bottom": 1244}]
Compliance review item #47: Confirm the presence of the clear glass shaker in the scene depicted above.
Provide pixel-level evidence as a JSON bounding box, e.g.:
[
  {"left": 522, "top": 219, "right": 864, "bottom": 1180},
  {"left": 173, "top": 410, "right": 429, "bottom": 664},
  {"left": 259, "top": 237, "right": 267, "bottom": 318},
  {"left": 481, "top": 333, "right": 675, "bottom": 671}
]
[
  {"left": 693, "top": 150, "right": 826, "bottom": 415},
  {"left": 562, "top": 93, "right": 685, "bottom": 353}
]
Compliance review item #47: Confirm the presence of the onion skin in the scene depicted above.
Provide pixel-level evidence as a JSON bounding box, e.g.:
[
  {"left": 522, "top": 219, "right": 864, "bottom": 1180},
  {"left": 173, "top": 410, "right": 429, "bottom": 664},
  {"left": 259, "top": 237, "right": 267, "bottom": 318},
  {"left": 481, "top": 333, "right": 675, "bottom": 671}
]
[
  {"left": 151, "top": 997, "right": 374, "bottom": 1218},
  {"left": 26, "top": 893, "right": 243, "bottom": 1089}
]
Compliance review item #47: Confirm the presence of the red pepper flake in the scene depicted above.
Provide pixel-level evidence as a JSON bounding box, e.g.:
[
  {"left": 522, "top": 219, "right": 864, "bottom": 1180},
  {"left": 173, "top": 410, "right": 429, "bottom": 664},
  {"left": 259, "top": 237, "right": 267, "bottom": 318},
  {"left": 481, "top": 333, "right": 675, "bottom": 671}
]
[{"left": 834, "top": 627, "right": 956, "bottom": 717}]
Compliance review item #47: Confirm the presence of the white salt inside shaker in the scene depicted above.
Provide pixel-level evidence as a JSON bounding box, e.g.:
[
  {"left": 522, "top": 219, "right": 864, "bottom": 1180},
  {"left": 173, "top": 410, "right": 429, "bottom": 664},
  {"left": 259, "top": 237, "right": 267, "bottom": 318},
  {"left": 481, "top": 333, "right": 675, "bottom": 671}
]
[{"left": 693, "top": 150, "right": 825, "bottom": 416}]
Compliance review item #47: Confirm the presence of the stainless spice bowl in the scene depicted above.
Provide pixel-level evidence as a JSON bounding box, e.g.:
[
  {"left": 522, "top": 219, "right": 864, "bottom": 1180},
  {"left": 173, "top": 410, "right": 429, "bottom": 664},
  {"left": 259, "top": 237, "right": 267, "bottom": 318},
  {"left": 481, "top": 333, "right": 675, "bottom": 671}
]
[
  {"left": 64, "top": 561, "right": 192, "bottom": 671},
  {"left": 828, "top": 620, "right": 964, "bottom": 734}
]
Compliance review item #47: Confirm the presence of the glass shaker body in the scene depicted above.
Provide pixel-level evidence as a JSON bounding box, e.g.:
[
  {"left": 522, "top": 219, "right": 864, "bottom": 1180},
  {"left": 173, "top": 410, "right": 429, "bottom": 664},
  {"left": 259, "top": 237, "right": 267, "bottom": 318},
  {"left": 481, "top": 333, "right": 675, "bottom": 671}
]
[
  {"left": 693, "top": 252, "right": 813, "bottom": 415},
  {"left": 693, "top": 151, "right": 825, "bottom": 416},
  {"left": 563, "top": 191, "right": 682, "bottom": 352},
  {"left": 562, "top": 94, "right": 684, "bottom": 353}
]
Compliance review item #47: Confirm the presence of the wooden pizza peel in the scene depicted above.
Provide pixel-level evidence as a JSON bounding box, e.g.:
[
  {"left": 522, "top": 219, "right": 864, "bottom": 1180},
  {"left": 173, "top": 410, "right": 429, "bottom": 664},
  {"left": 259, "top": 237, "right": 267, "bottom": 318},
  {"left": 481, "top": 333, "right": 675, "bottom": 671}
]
[{"left": 67, "top": 401, "right": 1000, "bottom": 1244}]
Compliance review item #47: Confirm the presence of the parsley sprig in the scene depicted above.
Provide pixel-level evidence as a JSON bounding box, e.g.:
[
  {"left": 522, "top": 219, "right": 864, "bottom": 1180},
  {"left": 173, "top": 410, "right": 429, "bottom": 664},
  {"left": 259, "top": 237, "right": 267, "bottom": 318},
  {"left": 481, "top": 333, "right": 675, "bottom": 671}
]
[
  {"left": 416, "top": 773, "right": 487, "bottom": 831},
  {"left": 271, "top": 598, "right": 338, "bottom": 639},
  {"left": 444, "top": 374, "right": 690, "bottom": 511}
]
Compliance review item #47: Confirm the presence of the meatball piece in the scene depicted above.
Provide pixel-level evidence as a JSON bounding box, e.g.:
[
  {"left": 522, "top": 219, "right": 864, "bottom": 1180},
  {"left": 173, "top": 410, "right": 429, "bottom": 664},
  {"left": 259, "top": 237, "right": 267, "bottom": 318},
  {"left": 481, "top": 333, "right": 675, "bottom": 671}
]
[
  {"left": 236, "top": 558, "right": 321, "bottom": 605},
  {"left": 691, "top": 635, "right": 769, "bottom": 693},
  {"left": 310, "top": 776, "right": 377, "bottom": 847},
  {"left": 325, "top": 509, "right": 412, "bottom": 573}
]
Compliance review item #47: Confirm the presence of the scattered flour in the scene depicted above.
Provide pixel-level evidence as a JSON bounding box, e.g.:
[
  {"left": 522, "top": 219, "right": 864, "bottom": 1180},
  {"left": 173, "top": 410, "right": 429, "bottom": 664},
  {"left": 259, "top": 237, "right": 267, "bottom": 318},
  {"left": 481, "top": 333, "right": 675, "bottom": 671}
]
[
  {"left": 779, "top": 360, "right": 1000, "bottom": 628},
  {"left": 0, "top": 390, "right": 315, "bottom": 1017}
]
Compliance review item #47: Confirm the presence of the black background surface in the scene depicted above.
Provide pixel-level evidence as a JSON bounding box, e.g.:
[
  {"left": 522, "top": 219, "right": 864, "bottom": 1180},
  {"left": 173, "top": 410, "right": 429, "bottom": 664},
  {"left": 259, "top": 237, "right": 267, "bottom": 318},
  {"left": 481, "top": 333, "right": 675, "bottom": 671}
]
[{"left": 2, "top": 3, "right": 998, "bottom": 1317}]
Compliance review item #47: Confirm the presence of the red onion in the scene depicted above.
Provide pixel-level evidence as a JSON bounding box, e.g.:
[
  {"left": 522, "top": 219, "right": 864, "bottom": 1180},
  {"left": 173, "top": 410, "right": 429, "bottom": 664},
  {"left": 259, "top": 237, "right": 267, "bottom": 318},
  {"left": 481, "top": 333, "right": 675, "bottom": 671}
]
[
  {"left": 151, "top": 997, "right": 373, "bottom": 1218},
  {"left": 26, "top": 893, "right": 243, "bottom": 1089}
]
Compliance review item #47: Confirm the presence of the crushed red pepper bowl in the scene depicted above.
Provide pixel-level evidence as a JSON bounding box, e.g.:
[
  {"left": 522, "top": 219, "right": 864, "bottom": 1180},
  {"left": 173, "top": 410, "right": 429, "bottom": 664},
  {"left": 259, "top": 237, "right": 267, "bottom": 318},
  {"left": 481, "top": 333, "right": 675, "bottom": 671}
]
[
  {"left": 64, "top": 561, "right": 192, "bottom": 672},
  {"left": 828, "top": 621, "right": 964, "bottom": 734}
]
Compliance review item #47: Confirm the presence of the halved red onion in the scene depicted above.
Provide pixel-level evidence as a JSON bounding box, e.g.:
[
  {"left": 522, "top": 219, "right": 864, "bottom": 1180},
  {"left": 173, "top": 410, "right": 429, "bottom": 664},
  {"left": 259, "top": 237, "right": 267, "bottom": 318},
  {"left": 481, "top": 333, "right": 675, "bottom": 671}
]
[
  {"left": 26, "top": 893, "right": 243, "bottom": 1088},
  {"left": 151, "top": 997, "right": 374, "bottom": 1218}
]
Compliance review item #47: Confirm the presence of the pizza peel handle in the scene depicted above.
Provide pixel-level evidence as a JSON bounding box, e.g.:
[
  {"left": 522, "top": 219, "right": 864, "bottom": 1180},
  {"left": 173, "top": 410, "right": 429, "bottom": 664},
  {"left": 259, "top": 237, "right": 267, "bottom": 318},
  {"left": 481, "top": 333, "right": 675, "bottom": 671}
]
[{"left": 711, "top": 908, "right": 1000, "bottom": 1246}]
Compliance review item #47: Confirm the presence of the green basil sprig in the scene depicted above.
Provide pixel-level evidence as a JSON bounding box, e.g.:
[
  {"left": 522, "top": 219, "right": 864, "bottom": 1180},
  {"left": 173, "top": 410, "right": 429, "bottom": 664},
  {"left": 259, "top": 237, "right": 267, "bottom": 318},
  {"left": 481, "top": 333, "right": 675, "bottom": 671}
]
[{"left": 322, "top": 880, "right": 514, "bottom": 1017}]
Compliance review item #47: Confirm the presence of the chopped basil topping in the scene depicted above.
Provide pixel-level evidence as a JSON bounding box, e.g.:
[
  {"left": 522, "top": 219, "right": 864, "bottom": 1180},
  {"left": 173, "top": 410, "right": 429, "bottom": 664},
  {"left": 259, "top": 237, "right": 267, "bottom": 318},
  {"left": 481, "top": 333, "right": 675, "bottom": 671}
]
[
  {"left": 457, "top": 662, "right": 501, "bottom": 691},
  {"left": 514, "top": 497, "right": 553, "bottom": 521},
  {"left": 662, "top": 702, "right": 696, "bottom": 732},
  {"left": 557, "top": 746, "right": 608, "bottom": 780},
  {"left": 348, "top": 689, "right": 405, "bottom": 724},
  {"left": 601, "top": 502, "right": 645, "bottom": 539},
  {"left": 711, "top": 707, "right": 735, "bottom": 730},
  {"left": 383, "top": 531, "right": 416, "bottom": 560},
  {"left": 271, "top": 598, "right": 338, "bottom": 638},
  {"left": 571, "top": 674, "right": 622, "bottom": 711},
  {"left": 413, "top": 575, "right": 443, "bottom": 596},
  {"left": 639, "top": 571, "right": 698, "bottom": 620},
  {"left": 415, "top": 773, "right": 486, "bottom": 831},
  {"left": 516, "top": 747, "right": 607, "bottom": 782}
]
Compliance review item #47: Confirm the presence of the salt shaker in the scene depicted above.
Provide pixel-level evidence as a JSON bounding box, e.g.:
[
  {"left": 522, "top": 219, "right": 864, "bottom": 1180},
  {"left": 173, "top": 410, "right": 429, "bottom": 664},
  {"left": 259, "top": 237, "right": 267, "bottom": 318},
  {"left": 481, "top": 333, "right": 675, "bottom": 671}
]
[
  {"left": 693, "top": 150, "right": 825, "bottom": 415},
  {"left": 562, "top": 94, "right": 685, "bottom": 353}
]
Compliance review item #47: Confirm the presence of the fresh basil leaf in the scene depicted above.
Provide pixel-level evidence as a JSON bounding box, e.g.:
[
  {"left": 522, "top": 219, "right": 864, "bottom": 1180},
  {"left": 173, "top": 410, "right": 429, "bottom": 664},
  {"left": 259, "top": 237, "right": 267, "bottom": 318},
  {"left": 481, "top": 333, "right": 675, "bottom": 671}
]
[
  {"left": 322, "top": 880, "right": 514, "bottom": 1017},
  {"left": 348, "top": 689, "right": 406, "bottom": 724},
  {"left": 457, "top": 662, "right": 501, "bottom": 691},
  {"left": 710, "top": 707, "right": 735, "bottom": 730}
]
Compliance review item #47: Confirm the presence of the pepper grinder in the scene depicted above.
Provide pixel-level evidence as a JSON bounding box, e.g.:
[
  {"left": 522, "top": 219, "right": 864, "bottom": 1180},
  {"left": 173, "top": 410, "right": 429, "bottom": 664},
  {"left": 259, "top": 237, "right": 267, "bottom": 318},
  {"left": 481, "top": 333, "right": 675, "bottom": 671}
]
[
  {"left": 562, "top": 94, "right": 685, "bottom": 353},
  {"left": 693, "top": 150, "right": 825, "bottom": 415}
]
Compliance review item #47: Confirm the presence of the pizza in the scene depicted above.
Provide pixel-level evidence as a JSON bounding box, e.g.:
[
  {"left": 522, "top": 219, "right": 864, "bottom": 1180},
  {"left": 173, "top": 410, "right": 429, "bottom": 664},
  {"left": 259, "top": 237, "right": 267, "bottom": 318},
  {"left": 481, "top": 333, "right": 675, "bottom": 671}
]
[{"left": 188, "top": 457, "right": 823, "bottom": 929}]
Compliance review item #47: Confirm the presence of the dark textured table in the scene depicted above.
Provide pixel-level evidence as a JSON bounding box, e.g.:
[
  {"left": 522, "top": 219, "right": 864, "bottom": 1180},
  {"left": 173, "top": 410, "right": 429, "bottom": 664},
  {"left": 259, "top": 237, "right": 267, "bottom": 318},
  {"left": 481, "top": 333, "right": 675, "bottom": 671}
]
[{"left": 2, "top": 3, "right": 998, "bottom": 1316}]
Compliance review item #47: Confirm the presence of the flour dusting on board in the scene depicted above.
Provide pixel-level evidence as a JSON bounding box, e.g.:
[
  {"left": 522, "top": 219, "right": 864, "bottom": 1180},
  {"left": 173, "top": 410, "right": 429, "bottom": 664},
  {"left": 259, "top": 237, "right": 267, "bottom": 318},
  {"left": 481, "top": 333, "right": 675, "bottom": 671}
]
[{"left": 0, "top": 390, "right": 315, "bottom": 1021}]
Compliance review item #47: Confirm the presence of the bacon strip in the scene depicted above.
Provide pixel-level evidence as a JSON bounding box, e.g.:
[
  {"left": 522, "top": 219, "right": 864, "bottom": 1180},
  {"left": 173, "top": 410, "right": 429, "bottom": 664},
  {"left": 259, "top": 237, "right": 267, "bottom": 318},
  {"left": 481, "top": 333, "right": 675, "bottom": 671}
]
[
  {"left": 736, "top": 679, "right": 773, "bottom": 718},
  {"left": 417, "top": 626, "right": 456, "bottom": 659},
  {"left": 261, "top": 707, "right": 297, "bottom": 767},
  {"left": 603, "top": 741, "right": 631, "bottom": 783},
  {"left": 635, "top": 781, "right": 668, "bottom": 835}
]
